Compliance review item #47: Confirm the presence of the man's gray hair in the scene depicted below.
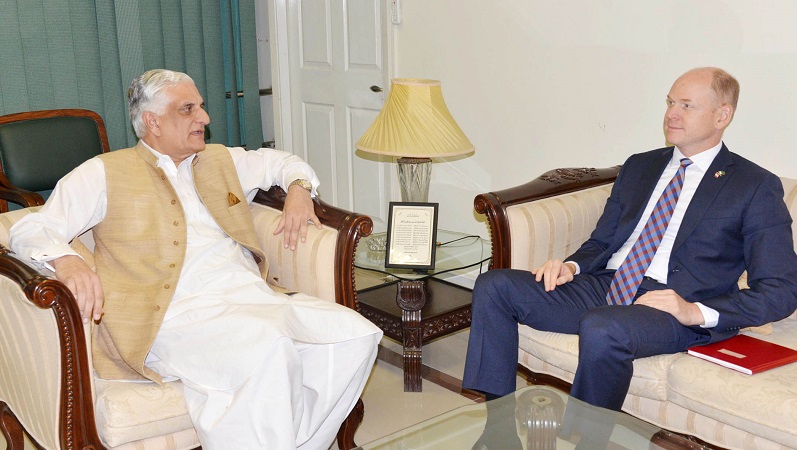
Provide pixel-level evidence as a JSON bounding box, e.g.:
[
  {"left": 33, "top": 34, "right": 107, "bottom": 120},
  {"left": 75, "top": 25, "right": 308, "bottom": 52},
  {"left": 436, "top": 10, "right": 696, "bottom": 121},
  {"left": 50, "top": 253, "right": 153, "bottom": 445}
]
[{"left": 128, "top": 69, "right": 195, "bottom": 138}]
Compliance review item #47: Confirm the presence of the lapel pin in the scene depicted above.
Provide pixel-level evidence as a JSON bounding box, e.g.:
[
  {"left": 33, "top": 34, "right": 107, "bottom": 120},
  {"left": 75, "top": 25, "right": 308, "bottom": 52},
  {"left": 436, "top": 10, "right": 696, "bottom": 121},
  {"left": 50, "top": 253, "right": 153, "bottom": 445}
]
[{"left": 714, "top": 170, "right": 726, "bottom": 179}]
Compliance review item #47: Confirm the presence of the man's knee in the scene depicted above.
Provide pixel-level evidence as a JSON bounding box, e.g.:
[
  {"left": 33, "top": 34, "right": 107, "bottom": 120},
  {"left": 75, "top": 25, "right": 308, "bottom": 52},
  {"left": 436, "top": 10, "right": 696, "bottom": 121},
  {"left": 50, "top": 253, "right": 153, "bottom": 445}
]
[
  {"left": 578, "top": 308, "right": 631, "bottom": 357},
  {"left": 472, "top": 270, "right": 511, "bottom": 308}
]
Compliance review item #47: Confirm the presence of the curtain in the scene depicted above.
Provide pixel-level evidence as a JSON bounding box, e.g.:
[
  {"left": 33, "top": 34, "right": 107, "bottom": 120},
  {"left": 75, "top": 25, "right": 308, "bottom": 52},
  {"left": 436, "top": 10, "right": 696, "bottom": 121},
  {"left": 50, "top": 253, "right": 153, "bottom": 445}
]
[{"left": 0, "top": 0, "right": 263, "bottom": 150}]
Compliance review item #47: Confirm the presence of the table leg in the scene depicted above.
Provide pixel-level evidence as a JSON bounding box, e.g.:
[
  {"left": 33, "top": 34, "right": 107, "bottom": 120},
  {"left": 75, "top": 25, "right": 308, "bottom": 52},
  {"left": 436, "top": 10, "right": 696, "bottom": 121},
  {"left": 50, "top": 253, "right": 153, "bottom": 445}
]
[{"left": 396, "top": 280, "right": 427, "bottom": 392}]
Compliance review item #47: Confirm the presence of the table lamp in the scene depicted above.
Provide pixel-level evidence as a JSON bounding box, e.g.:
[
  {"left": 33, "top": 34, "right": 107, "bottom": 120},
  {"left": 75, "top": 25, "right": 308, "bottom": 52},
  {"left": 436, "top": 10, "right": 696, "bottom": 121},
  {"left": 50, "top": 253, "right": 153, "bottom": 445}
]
[{"left": 355, "top": 78, "right": 474, "bottom": 203}]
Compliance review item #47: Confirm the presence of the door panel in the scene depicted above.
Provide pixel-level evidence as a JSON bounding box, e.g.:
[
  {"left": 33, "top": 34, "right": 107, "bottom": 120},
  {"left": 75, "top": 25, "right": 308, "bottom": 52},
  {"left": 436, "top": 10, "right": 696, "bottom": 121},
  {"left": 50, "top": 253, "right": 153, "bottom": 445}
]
[
  {"left": 287, "top": 0, "right": 390, "bottom": 228},
  {"left": 303, "top": 103, "right": 336, "bottom": 194}
]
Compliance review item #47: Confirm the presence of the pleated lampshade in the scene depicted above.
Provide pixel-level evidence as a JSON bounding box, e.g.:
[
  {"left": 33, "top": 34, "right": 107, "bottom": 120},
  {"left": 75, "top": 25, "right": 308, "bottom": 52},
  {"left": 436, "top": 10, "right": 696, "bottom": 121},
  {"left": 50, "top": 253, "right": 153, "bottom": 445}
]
[{"left": 355, "top": 79, "right": 474, "bottom": 158}]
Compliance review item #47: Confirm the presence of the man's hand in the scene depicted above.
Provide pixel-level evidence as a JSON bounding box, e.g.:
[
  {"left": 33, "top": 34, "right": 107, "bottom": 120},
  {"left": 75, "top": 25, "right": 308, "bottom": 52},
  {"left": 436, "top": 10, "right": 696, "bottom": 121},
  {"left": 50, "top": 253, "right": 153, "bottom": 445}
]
[
  {"left": 274, "top": 184, "right": 322, "bottom": 251},
  {"left": 634, "top": 289, "right": 705, "bottom": 326},
  {"left": 51, "top": 255, "right": 104, "bottom": 324},
  {"left": 531, "top": 259, "right": 576, "bottom": 292}
]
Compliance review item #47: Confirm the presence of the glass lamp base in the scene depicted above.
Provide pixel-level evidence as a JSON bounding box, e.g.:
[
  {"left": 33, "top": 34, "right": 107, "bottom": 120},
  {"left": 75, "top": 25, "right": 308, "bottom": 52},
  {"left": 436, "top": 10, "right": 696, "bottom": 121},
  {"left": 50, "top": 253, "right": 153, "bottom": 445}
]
[{"left": 397, "top": 157, "right": 432, "bottom": 203}]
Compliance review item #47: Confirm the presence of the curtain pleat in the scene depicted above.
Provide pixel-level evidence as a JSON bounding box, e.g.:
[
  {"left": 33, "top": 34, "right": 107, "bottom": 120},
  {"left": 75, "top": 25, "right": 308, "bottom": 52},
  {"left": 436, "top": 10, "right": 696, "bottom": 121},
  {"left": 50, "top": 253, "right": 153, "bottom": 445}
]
[
  {"left": 203, "top": 0, "right": 231, "bottom": 147},
  {"left": 0, "top": 0, "right": 262, "bottom": 150},
  {"left": 95, "top": 0, "right": 133, "bottom": 148},
  {"left": 0, "top": 1, "right": 27, "bottom": 113},
  {"left": 239, "top": 0, "right": 262, "bottom": 148}
]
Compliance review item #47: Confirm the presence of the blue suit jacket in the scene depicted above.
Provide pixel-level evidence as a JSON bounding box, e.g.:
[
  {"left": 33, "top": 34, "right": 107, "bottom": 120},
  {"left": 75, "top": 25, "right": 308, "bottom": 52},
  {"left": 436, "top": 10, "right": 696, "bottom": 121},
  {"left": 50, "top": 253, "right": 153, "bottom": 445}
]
[{"left": 568, "top": 145, "right": 797, "bottom": 342}]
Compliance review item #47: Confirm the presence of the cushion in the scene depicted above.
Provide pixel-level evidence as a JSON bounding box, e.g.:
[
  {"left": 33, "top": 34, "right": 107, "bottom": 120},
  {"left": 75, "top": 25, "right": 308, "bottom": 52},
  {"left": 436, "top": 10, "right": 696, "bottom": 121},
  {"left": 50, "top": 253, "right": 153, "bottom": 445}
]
[
  {"left": 518, "top": 325, "right": 686, "bottom": 401},
  {"left": 666, "top": 320, "right": 797, "bottom": 449},
  {"left": 94, "top": 379, "right": 196, "bottom": 448},
  {"left": 250, "top": 202, "right": 338, "bottom": 302}
]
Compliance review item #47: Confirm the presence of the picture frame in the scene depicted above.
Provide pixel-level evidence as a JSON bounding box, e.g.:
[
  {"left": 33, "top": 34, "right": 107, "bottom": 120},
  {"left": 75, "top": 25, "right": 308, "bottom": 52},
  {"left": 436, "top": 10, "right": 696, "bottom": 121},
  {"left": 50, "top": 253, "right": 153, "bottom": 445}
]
[{"left": 384, "top": 202, "right": 439, "bottom": 270}]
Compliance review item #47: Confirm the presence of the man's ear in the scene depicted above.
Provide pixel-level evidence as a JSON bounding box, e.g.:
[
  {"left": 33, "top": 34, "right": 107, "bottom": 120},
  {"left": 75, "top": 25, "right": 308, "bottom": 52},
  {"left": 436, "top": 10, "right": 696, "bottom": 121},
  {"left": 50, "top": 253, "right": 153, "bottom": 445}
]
[
  {"left": 143, "top": 111, "right": 162, "bottom": 137},
  {"left": 717, "top": 105, "right": 733, "bottom": 128}
]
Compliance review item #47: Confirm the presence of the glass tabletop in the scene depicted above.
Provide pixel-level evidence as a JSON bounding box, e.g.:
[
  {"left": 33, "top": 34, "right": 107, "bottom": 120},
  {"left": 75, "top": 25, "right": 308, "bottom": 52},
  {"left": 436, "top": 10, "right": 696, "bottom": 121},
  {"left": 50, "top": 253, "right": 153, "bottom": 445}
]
[
  {"left": 359, "top": 385, "right": 683, "bottom": 449},
  {"left": 355, "top": 229, "right": 491, "bottom": 281}
]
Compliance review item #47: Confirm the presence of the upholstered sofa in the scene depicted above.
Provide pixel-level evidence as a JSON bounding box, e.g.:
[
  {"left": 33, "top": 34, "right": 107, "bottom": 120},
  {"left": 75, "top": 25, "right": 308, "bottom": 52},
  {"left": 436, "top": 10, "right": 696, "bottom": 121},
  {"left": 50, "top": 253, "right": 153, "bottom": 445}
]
[
  {"left": 0, "top": 187, "right": 372, "bottom": 450},
  {"left": 475, "top": 167, "right": 797, "bottom": 450}
]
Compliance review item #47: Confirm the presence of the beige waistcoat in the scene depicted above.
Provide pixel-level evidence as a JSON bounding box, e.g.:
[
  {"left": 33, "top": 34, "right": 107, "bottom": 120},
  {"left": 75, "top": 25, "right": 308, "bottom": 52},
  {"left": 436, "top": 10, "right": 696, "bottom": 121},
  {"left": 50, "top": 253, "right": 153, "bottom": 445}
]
[{"left": 92, "top": 143, "right": 267, "bottom": 382}]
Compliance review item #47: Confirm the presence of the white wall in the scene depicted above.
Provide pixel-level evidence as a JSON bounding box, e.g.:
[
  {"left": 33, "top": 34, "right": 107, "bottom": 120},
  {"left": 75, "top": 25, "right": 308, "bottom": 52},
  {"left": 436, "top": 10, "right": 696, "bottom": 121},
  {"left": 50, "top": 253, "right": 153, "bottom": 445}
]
[{"left": 392, "top": 0, "right": 797, "bottom": 237}]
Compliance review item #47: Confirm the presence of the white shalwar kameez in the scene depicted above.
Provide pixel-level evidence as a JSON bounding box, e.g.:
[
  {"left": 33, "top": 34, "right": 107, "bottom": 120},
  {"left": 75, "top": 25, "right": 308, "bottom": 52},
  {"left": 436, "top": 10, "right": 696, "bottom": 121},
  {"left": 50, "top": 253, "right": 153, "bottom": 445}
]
[{"left": 9, "top": 144, "right": 382, "bottom": 450}]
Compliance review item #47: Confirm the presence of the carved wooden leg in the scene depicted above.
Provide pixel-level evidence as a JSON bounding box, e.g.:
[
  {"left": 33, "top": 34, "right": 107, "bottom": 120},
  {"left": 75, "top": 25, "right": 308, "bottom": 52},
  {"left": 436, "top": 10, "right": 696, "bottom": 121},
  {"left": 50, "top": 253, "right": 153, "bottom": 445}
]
[
  {"left": 0, "top": 402, "right": 24, "bottom": 450},
  {"left": 336, "top": 398, "right": 364, "bottom": 450},
  {"left": 396, "top": 280, "right": 427, "bottom": 392}
]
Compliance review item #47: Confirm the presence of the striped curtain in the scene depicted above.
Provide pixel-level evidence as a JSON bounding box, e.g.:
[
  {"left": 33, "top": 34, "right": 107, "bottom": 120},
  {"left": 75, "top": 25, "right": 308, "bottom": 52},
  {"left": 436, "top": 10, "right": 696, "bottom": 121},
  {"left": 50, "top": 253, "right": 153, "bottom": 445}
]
[{"left": 0, "top": 0, "right": 262, "bottom": 150}]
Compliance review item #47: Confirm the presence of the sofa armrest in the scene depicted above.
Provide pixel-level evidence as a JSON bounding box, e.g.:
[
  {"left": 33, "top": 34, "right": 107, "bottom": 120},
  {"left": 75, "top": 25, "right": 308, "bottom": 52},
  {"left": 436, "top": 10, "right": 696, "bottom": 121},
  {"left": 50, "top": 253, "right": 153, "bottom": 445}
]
[
  {"left": 475, "top": 167, "right": 620, "bottom": 271},
  {"left": 252, "top": 186, "right": 373, "bottom": 310},
  {"left": 0, "top": 245, "right": 102, "bottom": 450}
]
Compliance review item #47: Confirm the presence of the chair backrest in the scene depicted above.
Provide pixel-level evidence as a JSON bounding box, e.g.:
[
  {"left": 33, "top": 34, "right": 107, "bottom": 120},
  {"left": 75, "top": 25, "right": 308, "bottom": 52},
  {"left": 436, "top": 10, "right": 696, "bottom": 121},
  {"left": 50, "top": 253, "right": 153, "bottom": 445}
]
[{"left": 0, "top": 109, "right": 110, "bottom": 193}]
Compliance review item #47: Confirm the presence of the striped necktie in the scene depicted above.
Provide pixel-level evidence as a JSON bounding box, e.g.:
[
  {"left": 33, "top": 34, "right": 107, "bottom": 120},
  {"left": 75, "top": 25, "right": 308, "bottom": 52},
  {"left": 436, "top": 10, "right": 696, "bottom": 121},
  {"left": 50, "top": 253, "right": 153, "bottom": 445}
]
[{"left": 606, "top": 158, "right": 693, "bottom": 306}]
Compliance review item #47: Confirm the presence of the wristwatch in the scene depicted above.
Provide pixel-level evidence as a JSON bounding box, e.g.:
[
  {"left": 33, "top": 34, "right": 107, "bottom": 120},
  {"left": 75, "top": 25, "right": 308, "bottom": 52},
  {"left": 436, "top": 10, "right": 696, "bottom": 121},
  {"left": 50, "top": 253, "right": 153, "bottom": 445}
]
[{"left": 289, "top": 179, "right": 313, "bottom": 192}]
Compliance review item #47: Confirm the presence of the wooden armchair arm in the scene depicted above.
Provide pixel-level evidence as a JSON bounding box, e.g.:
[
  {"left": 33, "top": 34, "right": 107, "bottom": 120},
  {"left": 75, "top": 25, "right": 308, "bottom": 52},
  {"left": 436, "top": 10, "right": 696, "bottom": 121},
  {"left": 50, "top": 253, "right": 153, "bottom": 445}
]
[
  {"left": 253, "top": 186, "right": 373, "bottom": 311},
  {"left": 0, "top": 171, "right": 45, "bottom": 213},
  {"left": 0, "top": 245, "right": 102, "bottom": 450},
  {"left": 474, "top": 167, "right": 620, "bottom": 270}
]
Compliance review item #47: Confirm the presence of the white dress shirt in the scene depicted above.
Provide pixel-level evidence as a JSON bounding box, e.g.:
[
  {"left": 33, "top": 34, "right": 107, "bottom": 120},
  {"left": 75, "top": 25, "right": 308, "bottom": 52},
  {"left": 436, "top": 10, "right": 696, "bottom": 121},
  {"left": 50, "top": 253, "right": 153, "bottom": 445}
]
[{"left": 570, "top": 143, "right": 723, "bottom": 327}]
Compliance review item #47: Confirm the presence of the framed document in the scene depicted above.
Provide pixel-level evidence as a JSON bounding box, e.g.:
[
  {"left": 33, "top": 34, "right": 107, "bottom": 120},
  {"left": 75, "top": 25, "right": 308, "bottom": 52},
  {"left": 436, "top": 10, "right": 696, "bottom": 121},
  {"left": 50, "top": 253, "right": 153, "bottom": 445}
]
[{"left": 385, "top": 202, "right": 439, "bottom": 270}]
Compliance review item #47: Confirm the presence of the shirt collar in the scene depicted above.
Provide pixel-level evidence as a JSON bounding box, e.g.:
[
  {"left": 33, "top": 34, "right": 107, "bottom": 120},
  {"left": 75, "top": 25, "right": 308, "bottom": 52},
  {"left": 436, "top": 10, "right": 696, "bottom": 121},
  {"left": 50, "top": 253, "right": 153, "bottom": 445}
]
[
  {"left": 672, "top": 141, "right": 723, "bottom": 173},
  {"left": 140, "top": 140, "right": 197, "bottom": 169}
]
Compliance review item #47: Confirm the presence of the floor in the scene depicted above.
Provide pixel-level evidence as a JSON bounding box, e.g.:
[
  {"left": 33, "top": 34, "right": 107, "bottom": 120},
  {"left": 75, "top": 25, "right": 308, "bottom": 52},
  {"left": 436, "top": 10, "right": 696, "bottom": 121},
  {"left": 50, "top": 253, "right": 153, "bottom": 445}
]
[{"left": 350, "top": 329, "right": 528, "bottom": 447}]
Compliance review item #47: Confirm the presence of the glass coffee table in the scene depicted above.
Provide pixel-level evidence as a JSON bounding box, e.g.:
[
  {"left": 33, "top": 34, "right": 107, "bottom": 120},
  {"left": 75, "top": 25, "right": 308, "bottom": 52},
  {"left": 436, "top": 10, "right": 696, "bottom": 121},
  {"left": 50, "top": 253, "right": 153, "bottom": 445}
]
[
  {"left": 355, "top": 230, "right": 491, "bottom": 392},
  {"left": 358, "top": 385, "right": 696, "bottom": 449}
]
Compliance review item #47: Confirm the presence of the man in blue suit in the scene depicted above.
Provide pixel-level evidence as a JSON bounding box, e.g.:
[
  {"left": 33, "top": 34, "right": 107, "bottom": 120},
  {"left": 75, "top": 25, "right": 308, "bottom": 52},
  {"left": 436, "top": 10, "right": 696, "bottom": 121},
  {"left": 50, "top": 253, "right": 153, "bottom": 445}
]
[{"left": 463, "top": 67, "right": 797, "bottom": 417}]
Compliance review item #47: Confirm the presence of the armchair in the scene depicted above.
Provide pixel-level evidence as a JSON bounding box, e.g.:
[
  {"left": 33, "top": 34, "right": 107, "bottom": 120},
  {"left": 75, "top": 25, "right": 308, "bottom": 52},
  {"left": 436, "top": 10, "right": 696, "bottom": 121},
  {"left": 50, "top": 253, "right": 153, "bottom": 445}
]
[
  {"left": 0, "top": 186, "right": 373, "bottom": 450},
  {"left": 0, "top": 109, "right": 110, "bottom": 212}
]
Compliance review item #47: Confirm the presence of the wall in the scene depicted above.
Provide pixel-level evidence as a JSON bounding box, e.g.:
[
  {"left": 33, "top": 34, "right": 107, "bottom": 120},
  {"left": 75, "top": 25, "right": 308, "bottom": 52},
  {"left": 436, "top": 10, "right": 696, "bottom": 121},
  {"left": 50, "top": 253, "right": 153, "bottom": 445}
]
[{"left": 392, "top": 0, "right": 797, "bottom": 237}]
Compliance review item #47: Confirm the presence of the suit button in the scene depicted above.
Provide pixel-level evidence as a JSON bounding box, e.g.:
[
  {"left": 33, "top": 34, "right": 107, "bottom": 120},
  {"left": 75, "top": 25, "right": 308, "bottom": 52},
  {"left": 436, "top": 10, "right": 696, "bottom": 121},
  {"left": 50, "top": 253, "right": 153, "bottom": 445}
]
[
  {"left": 171, "top": 199, "right": 177, "bottom": 205},
  {"left": 169, "top": 263, "right": 176, "bottom": 268},
  {"left": 173, "top": 220, "right": 179, "bottom": 226},
  {"left": 155, "top": 305, "right": 161, "bottom": 311},
  {"left": 163, "top": 284, "right": 170, "bottom": 289},
  {"left": 173, "top": 241, "right": 179, "bottom": 246}
]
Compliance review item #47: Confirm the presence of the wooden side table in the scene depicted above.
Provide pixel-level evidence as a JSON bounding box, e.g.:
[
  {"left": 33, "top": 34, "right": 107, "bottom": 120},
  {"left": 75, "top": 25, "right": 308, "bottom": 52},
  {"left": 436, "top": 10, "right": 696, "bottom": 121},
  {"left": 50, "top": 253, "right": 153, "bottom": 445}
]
[{"left": 355, "top": 230, "right": 490, "bottom": 392}]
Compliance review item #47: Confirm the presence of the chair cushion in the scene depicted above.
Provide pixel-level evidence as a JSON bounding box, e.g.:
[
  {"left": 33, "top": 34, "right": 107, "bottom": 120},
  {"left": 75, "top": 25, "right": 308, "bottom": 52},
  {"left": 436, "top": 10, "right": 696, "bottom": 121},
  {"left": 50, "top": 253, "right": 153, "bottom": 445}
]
[
  {"left": 94, "top": 379, "right": 196, "bottom": 448},
  {"left": 666, "top": 321, "right": 797, "bottom": 449},
  {"left": 518, "top": 324, "right": 686, "bottom": 401},
  {"left": 0, "top": 115, "right": 104, "bottom": 192}
]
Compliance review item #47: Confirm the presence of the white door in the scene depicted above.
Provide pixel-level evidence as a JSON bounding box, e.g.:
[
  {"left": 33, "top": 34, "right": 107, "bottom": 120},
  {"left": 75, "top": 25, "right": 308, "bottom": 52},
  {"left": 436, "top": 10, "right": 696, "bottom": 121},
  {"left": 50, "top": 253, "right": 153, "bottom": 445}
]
[{"left": 279, "top": 0, "right": 391, "bottom": 228}]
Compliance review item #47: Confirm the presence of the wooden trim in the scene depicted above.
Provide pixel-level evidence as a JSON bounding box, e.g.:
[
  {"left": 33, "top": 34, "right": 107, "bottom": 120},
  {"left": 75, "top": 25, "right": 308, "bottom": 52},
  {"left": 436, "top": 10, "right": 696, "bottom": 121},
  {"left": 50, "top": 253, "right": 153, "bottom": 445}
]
[
  {"left": 0, "top": 108, "right": 111, "bottom": 154},
  {"left": 0, "top": 245, "right": 103, "bottom": 450}
]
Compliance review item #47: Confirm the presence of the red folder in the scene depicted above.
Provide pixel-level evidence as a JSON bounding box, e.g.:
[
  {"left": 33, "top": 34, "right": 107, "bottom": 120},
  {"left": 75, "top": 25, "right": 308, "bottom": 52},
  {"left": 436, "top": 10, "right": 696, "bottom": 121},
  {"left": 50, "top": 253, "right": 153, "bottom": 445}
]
[{"left": 687, "top": 334, "right": 797, "bottom": 375}]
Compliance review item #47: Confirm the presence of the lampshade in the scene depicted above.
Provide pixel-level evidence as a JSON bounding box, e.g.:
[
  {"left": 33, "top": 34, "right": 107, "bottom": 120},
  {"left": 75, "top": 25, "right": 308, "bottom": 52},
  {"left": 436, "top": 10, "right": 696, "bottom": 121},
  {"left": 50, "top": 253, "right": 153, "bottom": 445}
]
[{"left": 355, "top": 78, "right": 474, "bottom": 158}]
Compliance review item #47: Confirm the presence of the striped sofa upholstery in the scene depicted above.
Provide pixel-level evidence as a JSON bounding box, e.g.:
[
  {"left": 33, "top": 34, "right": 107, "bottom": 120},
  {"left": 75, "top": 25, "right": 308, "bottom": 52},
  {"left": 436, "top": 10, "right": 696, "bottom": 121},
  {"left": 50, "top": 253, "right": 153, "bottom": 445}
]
[
  {"left": 476, "top": 167, "right": 797, "bottom": 450},
  {"left": 0, "top": 187, "right": 371, "bottom": 450}
]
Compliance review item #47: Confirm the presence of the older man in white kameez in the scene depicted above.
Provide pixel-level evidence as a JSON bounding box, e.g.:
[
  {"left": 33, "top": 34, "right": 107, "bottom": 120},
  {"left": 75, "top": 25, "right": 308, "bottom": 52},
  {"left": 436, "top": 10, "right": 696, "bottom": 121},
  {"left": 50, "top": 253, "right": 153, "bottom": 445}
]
[{"left": 9, "top": 69, "right": 382, "bottom": 449}]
